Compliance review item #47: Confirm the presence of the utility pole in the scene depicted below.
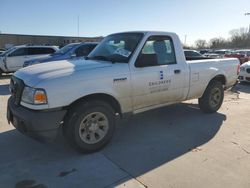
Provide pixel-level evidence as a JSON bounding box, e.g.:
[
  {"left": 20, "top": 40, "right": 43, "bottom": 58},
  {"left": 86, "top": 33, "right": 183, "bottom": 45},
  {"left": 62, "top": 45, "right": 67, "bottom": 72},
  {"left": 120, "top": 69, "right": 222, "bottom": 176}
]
[
  {"left": 77, "top": 15, "right": 79, "bottom": 39},
  {"left": 245, "top": 13, "right": 250, "bottom": 33}
]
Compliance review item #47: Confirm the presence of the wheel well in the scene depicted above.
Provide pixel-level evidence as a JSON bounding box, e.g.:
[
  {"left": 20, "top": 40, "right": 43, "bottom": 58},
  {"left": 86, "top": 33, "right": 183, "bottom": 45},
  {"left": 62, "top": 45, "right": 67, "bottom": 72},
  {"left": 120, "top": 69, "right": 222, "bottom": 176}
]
[
  {"left": 67, "top": 93, "right": 122, "bottom": 115},
  {"left": 210, "top": 75, "right": 226, "bottom": 85}
]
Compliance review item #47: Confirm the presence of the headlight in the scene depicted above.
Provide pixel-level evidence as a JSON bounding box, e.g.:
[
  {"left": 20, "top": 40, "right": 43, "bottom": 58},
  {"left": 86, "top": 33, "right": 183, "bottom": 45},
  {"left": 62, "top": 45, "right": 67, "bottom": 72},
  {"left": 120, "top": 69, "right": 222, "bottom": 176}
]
[{"left": 21, "top": 86, "right": 48, "bottom": 105}]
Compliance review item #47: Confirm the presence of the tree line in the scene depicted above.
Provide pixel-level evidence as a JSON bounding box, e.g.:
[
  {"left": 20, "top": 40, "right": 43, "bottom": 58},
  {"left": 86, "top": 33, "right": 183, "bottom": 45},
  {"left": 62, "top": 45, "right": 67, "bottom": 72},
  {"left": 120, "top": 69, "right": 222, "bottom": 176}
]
[{"left": 190, "top": 27, "right": 250, "bottom": 49}]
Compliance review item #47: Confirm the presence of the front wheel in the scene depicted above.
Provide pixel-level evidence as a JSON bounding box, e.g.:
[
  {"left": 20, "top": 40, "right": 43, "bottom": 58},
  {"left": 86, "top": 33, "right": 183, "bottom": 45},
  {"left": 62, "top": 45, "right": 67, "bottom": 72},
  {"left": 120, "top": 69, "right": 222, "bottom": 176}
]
[
  {"left": 63, "top": 100, "right": 115, "bottom": 153},
  {"left": 198, "top": 81, "right": 224, "bottom": 113}
]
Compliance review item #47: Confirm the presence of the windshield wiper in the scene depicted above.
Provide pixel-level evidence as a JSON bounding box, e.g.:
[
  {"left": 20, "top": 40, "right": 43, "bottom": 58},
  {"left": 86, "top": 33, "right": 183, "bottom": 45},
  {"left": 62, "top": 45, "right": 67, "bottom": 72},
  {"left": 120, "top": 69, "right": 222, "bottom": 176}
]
[{"left": 87, "top": 55, "right": 115, "bottom": 63}]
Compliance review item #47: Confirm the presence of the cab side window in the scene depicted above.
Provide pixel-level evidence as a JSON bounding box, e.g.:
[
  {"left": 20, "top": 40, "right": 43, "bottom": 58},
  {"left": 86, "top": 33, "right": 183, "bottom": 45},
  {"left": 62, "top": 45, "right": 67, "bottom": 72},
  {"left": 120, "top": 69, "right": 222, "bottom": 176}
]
[
  {"left": 42, "top": 48, "right": 56, "bottom": 54},
  {"left": 9, "top": 48, "right": 28, "bottom": 57},
  {"left": 136, "top": 36, "right": 176, "bottom": 67},
  {"left": 75, "top": 44, "right": 98, "bottom": 57},
  {"left": 28, "top": 48, "right": 55, "bottom": 55},
  {"left": 75, "top": 45, "right": 91, "bottom": 57}
]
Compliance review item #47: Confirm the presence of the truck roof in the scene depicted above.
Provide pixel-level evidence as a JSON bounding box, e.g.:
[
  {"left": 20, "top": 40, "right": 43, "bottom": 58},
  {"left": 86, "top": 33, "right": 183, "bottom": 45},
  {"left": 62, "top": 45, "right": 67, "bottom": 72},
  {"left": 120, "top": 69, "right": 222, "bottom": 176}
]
[{"left": 109, "top": 31, "right": 177, "bottom": 36}]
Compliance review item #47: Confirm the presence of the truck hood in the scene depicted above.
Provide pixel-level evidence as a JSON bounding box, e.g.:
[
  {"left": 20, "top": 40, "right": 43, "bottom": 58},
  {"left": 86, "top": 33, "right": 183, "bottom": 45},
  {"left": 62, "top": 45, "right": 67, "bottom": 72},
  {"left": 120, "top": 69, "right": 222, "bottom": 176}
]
[
  {"left": 26, "top": 55, "right": 54, "bottom": 63},
  {"left": 25, "top": 54, "right": 65, "bottom": 64},
  {"left": 241, "top": 61, "right": 250, "bottom": 67},
  {"left": 15, "top": 59, "right": 112, "bottom": 86}
]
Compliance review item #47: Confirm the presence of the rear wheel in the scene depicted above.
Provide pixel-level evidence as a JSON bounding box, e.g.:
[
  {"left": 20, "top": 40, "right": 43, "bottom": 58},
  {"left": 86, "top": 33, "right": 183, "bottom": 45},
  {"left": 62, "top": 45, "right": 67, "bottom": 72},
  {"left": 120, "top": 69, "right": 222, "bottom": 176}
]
[
  {"left": 198, "top": 81, "right": 224, "bottom": 113},
  {"left": 63, "top": 100, "right": 115, "bottom": 153}
]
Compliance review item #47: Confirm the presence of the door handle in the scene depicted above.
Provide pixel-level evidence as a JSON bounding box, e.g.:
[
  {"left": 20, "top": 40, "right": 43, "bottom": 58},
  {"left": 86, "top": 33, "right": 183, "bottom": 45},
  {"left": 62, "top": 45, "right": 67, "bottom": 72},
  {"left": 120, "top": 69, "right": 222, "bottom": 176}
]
[{"left": 174, "top": 69, "right": 181, "bottom": 74}]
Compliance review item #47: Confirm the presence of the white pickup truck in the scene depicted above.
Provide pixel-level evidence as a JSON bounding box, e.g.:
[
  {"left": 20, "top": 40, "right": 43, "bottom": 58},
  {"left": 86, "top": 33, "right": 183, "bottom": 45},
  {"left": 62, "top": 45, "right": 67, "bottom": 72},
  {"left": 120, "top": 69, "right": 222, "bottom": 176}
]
[{"left": 7, "top": 31, "right": 239, "bottom": 153}]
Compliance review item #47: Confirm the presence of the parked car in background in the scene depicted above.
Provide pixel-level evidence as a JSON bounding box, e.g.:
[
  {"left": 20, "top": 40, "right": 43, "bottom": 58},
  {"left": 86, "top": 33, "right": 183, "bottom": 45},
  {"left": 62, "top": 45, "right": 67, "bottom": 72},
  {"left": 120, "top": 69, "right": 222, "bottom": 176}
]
[
  {"left": 203, "top": 52, "right": 221, "bottom": 58},
  {"left": 0, "top": 48, "right": 6, "bottom": 55},
  {"left": 224, "top": 49, "right": 250, "bottom": 64},
  {"left": 199, "top": 49, "right": 210, "bottom": 55},
  {"left": 0, "top": 49, "right": 5, "bottom": 55},
  {"left": 184, "top": 49, "right": 213, "bottom": 60},
  {"left": 0, "top": 45, "right": 58, "bottom": 76},
  {"left": 238, "top": 49, "right": 250, "bottom": 57},
  {"left": 239, "top": 61, "right": 250, "bottom": 82},
  {"left": 23, "top": 42, "right": 98, "bottom": 67},
  {"left": 213, "top": 49, "right": 231, "bottom": 58}
]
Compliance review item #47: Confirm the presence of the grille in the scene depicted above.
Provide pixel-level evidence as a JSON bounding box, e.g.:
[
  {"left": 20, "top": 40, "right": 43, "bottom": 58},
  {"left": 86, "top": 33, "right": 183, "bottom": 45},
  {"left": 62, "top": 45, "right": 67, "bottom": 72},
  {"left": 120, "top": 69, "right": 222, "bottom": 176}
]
[
  {"left": 246, "top": 77, "right": 250, "bottom": 81},
  {"left": 247, "top": 68, "right": 250, "bottom": 74},
  {"left": 10, "top": 76, "right": 25, "bottom": 105}
]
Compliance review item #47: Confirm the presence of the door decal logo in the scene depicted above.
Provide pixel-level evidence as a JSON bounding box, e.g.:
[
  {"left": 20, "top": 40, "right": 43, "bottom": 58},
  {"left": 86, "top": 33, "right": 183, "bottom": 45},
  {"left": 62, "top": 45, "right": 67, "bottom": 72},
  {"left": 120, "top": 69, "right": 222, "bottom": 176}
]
[
  {"left": 148, "top": 71, "right": 171, "bottom": 94},
  {"left": 113, "top": 77, "right": 127, "bottom": 82},
  {"left": 160, "top": 70, "right": 163, "bottom": 80}
]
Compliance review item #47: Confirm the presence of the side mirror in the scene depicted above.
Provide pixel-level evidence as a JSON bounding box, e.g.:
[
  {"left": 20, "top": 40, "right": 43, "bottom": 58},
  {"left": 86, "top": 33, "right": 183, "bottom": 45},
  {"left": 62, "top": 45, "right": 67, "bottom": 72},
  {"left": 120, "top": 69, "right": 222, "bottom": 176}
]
[
  {"left": 135, "top": 54, "right": 158, "bottom": 67},
  {"left": 135, "top": 57, "right": 144, "bottom": 67}
]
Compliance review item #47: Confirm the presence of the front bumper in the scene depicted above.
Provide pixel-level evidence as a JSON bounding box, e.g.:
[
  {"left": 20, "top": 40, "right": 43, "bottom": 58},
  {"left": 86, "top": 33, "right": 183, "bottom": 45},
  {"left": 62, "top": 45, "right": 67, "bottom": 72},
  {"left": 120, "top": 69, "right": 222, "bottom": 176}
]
[
  {"left": 239, "top": 71, "right": 250, "bottom": 82},
  {"left": 7, "top": 97, "right": 67, "bottom": 142}
]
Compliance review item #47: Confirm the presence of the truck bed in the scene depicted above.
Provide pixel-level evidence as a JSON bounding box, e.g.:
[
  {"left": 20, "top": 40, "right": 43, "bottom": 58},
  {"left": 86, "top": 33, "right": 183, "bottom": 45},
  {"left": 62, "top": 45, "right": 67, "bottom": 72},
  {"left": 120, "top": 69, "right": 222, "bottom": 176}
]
[
  {"left": 186, "top": 58, "right": 239, "bottom": 100},
  {"left": 185, "top": 56, "right": 215, "bottom": 61}
]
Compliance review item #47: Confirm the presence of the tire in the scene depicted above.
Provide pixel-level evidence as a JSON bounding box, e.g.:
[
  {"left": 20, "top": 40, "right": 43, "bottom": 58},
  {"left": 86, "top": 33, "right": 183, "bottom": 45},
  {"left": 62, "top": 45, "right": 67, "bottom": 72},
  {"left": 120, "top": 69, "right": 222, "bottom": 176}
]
[
  {"left": 198, "top": 81, "right": 224, "bottom": 113},
  {"left": 63, "top": 100, "right": 115, "bottom": 153}
]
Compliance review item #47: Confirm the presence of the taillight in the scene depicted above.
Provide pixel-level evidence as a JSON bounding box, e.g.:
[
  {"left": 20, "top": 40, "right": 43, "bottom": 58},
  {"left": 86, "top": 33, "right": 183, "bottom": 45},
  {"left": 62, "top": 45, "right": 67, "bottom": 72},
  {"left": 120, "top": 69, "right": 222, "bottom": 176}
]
[{"left": 237, "top": 64, "right": 240, "bottom": 75}]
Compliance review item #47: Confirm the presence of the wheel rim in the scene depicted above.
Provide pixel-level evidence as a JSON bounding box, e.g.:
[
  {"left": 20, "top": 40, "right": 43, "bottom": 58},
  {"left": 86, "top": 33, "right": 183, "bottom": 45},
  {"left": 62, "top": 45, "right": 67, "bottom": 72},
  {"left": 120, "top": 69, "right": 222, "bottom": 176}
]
[
  {"left": 209, "top": 87, "right": 222, "bottom": 108},
  {"left": 79, "top": 112, "right": 109, "bottom": 144}
]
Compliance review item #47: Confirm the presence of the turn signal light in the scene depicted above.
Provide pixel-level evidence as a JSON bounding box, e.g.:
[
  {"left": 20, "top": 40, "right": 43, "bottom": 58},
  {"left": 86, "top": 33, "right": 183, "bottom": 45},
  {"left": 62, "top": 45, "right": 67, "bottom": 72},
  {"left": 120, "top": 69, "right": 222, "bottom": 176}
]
[{"left": 34, "top": 90, "right": 47, "bottom": 104}]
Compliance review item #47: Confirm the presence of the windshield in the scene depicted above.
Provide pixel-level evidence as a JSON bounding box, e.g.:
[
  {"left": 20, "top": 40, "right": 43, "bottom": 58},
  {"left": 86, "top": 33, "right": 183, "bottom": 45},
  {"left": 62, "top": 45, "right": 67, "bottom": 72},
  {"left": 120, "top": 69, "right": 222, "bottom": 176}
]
[
  {"left": 53, "top": 43, "right": 78, "bottom": 55},
  {"left": 0, "top": 47, "right": 16, "bottom": 57},
  {"left": 88, "top": 33, "right": 143, "bottom": 63}
]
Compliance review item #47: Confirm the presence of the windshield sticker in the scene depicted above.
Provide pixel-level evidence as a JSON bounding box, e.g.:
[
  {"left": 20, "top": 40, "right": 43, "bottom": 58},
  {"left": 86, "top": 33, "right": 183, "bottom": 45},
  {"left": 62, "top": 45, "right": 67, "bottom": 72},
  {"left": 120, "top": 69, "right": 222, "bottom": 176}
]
[{"left": 114, "top": 48, "right": 131, "bottom": 57}]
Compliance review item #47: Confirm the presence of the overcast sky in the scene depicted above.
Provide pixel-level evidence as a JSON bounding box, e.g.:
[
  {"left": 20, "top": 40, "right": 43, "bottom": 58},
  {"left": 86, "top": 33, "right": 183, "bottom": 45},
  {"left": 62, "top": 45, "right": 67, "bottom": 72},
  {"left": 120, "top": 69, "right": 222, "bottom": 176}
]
[{"left": 0, "top": 0, "right": 250, "bottom": 45}]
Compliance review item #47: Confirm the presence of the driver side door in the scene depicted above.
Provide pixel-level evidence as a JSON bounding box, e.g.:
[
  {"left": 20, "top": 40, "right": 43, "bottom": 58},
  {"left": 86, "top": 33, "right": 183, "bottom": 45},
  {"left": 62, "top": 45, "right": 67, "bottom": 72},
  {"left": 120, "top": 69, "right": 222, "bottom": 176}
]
[{"left": 131, "top": 35, "right": 186, "bottom": 111}]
